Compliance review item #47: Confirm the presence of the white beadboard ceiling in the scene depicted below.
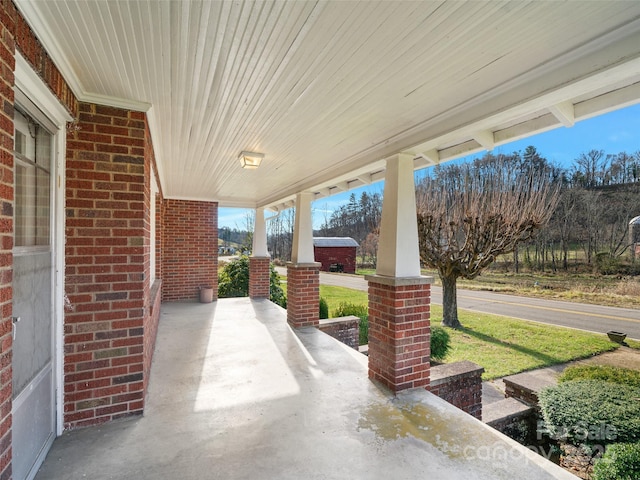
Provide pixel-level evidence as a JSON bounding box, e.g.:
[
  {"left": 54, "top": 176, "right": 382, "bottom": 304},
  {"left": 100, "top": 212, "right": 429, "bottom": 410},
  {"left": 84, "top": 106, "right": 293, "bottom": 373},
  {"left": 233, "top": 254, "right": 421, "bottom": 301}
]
[{"left": 16, "top": 0, "right": 640, "bottom": 210}]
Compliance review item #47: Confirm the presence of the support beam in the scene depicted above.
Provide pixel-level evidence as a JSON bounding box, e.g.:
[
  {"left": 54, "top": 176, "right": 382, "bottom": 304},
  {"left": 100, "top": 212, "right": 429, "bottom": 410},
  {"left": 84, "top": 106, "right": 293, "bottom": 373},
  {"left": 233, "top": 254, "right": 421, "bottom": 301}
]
[
  {"left": 548, "top": 101, "right": 575, "bottom": 127},
  {"left": 376, "top": 154, "right": 421, "bottom": 278},
  {"left": 422, "top": 149, "right": 440, "bottom": 164},
  {"left": 367, "top": 153, "right": 433, "bottom": 392},
  {"left": 250, "top": 207, "right": 270, "bottom": 299},
  {"left": 291, "top": 192, "right": 315, "bottom": 264},
  {"left": 473, "top": 130, "right": 495, "bottom": 150},
  {"left": 252, "top": 207, "right": 268, "bottom": 257},
  {"left": 288, "top": 192, "right": 320, "bottom": 327}
]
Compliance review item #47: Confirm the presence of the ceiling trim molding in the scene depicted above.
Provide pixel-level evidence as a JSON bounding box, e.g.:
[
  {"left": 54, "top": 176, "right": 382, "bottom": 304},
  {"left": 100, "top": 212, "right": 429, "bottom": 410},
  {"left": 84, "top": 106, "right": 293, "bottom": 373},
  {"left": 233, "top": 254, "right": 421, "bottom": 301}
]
[
  {"left": 81, "top": 92, "right": 151, "bottom": 113},
  {"left": 15, "top": 0, "right": 84, "bottom": 100},
  {"left": 15, "top": 0, "right": 151, "bottom": 113}
]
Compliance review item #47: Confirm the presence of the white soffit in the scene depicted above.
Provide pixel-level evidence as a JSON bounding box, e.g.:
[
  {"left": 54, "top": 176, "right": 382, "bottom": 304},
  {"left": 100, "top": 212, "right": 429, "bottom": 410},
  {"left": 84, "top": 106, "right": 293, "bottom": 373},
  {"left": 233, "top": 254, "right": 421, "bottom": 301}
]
[{"left": 15, "top": 0, "right": 640, "bottom": 211}]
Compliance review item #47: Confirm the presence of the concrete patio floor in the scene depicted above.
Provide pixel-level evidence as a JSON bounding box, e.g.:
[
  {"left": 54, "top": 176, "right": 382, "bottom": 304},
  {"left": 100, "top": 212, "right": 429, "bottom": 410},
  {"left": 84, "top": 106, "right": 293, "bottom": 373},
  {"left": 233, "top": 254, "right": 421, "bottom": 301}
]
[{"left": 35, "top": 298, "right": 576, "bottom": 479}]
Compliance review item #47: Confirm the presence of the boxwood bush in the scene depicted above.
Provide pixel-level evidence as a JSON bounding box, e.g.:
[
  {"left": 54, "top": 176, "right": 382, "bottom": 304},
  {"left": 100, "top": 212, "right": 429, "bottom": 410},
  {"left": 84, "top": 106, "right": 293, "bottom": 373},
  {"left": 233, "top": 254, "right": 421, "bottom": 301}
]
[
  {"left": 333, "top": 302, "right": 368, "bottom": 345},
  {"left": 218, "top": 255, "right": 286, "bottom": 307},
  {"left": 430, "top": 326, "right": 451, "bottom": 362},
  {"left": 593, "top": 442, "right": 640, "bottom": 480},
  {"left": 539, "top": 380, "right": 640, "bottom": 447},
  {"left": 319, "top": 297, "right": 329, "bottom": 319}
]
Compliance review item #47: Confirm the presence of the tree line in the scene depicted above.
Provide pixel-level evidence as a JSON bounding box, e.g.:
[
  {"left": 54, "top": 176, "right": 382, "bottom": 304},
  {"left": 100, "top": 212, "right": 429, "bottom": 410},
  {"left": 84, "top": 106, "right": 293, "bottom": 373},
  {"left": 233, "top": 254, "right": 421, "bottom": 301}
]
[
  {"left": 263, "top": 146, "right": 639, "bottom": 274},
  {"left": 514, "top": 147, "right": 640, "bottom": 273},
  {"left": 316, "top": 192, "right": 382, "bottom": 266}
]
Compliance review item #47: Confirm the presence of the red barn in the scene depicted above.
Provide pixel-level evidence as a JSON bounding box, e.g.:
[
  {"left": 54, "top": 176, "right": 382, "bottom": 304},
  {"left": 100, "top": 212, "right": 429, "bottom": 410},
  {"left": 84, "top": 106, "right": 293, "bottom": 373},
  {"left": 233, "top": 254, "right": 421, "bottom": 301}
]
[{"left": 313, "top": 237, "right": 359, "bottom": 274}]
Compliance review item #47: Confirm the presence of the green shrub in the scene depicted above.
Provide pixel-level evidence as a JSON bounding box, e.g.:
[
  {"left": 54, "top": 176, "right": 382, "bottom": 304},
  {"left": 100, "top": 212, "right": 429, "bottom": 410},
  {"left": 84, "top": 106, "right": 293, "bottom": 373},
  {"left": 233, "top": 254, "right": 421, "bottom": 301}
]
[
  {"left": 593, "top": 442, "right": 640, "bottom": 480},
  {"left": 269, "top": 265, "right": 286, "bottom": 308},
  {"left": 333, "top": 302, "right": 368, "bottom": 345},
  {"left": 539, "top": 380, "right": 640, "bottom": 447},
  {"left": 319, "top": 297, "right": 329, "bottom": 319},
  {"left": 431, "top": 326, "right": 451, "bottom": 361},
  {"left": 218, "top": 255, "right": 249, "bottom": 298},
  {"left": 595, "top": 252, "right": 620, "bottom": 275},
  {"left": 559, "top": 365, "right": 640, "bottom": 388},
  {"left": 218, "top": 255, "right": 287, "bottom": 307}
]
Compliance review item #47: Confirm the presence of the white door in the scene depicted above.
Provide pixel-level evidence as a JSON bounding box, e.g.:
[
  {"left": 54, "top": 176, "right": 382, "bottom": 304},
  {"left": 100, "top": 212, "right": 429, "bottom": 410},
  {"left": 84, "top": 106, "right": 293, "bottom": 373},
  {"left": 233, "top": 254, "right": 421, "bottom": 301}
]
[{"left": 12, "top": 107, "right": 56, "bottom": 480}]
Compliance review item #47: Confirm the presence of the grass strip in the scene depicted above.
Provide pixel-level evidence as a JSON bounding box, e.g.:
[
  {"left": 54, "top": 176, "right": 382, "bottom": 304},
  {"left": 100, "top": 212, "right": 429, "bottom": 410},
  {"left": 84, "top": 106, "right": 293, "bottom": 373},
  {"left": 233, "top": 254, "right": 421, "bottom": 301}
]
[{"left": 296, "top": 282, "right": 619, "bottom": 380}]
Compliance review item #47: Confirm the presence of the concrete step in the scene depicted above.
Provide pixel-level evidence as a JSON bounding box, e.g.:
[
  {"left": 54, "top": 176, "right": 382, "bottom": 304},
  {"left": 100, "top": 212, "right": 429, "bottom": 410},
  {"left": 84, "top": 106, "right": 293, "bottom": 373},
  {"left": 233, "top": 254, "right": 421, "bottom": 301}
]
[{"left": 484, "top": 397, "right": 533, "bottom": 427}]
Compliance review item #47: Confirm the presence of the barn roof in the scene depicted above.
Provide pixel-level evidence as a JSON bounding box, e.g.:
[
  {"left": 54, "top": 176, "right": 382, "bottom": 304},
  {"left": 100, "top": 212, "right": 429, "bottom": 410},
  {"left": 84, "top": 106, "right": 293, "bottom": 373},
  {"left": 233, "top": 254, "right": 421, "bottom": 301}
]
[{"left": 313, "top": 237, "right": 359, "bottom": 248}]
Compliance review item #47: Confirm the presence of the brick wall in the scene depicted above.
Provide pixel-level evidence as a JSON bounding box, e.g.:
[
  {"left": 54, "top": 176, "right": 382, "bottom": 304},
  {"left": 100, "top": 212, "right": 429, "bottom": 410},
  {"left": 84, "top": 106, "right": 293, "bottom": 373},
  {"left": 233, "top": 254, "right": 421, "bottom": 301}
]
[
  {"left": 318, "top": 316, "right": 360, "bottom": 350},
  {"left": 142, "top": 124, "right": 159, "bottom": 396},
  {"left": 286, "top": 263, "right": 320, "bottom": 328},
  {"left": 503, "top": 378, "right": 541, "bottom": 408},
  {"left": 144, "top": 281, "right": 161, "bottom": 394},
  {"left": 249, "top": 256, "right": 270, "bottom": 299},
  {"left": 65, "top": 102, "right": 150, "bottom": 428},
  {"left": 430, "top": 361, "right": 484, "bottom": 420},
  {"left": 161, "top": 199, "right": 218, "bottom": 301},
  {"left": 155, "top": 193, "right": 163, "bottom": 280},
  {"left": 314, "top": 246, "right": 356, "bottom": 274},
  {"left": 0, "top": 3, "right": 15, "bottom": 476},
  {"left": 0, "top": 2, "right": 79, "bottom": 477},
  {"left": 367, "top": 276, "right": 431, "bottom": 392}
]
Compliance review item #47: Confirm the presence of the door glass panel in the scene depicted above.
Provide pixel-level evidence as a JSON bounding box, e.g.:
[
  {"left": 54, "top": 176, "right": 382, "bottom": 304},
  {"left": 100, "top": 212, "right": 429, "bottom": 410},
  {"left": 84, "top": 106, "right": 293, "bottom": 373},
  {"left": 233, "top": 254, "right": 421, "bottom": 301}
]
[{"left": 14, "top": 109, "right": 51, "bottom": 247}]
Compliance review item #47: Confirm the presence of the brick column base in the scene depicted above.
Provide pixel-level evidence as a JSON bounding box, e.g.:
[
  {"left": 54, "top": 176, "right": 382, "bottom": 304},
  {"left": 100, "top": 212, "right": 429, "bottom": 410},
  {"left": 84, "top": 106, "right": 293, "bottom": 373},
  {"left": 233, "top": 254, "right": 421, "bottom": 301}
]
[
  {"left": 249, "top": 256, "right": 271, "bottom": 299},
  {"left": 286, "top": 262, "right": 320, "bottom": 328},
  {"left": 366, "top": 275, "right": 433, "bottom": 392}
]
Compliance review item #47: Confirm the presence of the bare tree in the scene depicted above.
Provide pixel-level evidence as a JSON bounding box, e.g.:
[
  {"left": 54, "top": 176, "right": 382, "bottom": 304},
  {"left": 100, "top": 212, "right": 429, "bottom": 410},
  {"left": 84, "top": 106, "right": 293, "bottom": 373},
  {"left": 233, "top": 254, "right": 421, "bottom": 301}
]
[
  {"left": 267, "top": 207, "right": 295, "bottom": 262},
  {"left": 416, "top": 153, "right": 559, "bottom": 328}
]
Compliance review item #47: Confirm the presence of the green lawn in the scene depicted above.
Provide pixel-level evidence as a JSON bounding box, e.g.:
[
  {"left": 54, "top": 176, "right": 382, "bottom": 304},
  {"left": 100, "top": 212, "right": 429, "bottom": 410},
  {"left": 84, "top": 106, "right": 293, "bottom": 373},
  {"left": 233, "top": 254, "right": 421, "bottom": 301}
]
[
  {"left": 281, "top": 282, "right": 368, "bottom": 312},
  {"left": 284, "top": 280, "right": 621, "bottom": 381},
  {"left": 320, "top": 285, "right": 368, "bottom": 312},
  {"left": 433, "top": 305, "right": 617, "bottom": 380}
]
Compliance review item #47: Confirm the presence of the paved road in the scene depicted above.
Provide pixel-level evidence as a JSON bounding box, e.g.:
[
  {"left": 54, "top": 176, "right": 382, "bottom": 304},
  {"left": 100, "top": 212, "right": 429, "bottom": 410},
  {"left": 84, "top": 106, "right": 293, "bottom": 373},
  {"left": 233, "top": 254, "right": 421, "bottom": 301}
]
[{"left": 276, "top": 268, "right": 640, "bottom": 340}]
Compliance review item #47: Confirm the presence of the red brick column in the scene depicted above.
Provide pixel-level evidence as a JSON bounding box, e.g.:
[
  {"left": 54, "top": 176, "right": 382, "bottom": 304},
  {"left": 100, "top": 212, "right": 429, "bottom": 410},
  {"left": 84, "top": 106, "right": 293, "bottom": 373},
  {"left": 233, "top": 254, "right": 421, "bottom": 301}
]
[
  {"left": 249, "top": 256, "right": 270, "bottom": 299},
  {"left": 286, "top": 263, "right": 320, "bottom": 328},
  {"left": 367, "top": 275, "right": 432, "bottom": 392}
]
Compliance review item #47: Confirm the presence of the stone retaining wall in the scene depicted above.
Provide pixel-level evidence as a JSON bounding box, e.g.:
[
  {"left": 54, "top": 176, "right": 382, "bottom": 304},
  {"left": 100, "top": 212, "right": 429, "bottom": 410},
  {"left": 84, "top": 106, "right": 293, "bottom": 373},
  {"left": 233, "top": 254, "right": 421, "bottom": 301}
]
[
  {"left": 430, "top": 361, "right": 484, "bottom": 420},
  {"left": 318, "top": 316, "right": 360, "bottom": 350}
]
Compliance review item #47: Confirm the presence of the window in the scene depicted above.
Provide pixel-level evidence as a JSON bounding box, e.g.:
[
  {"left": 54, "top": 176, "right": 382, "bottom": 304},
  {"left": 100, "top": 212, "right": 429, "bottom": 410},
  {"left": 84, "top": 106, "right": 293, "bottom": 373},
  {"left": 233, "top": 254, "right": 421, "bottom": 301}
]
[{"left": 14, "top": 107, "right": 52, "bottom": 247}]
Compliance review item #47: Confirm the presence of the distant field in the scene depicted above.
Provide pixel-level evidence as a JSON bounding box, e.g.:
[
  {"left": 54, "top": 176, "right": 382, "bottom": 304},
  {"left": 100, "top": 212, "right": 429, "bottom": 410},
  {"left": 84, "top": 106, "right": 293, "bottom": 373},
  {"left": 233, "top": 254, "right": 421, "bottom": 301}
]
[{"left": 355, "top": 268, "right": 640, "bottom": 309}]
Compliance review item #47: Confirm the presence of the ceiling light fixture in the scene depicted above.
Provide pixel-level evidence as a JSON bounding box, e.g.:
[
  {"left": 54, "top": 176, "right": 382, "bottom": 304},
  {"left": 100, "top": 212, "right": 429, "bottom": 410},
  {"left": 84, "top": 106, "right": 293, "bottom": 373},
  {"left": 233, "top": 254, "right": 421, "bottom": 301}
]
[{"left": 239, "top": 151, "right": 264, "bottom": 169}]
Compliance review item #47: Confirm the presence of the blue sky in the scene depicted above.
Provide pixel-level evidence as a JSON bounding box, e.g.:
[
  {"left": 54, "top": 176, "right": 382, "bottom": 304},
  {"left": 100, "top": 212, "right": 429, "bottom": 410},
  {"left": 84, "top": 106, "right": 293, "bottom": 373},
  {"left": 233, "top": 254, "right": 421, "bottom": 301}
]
[{"left": 219, "top": 103, "right": 640, "bottom": 230}]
